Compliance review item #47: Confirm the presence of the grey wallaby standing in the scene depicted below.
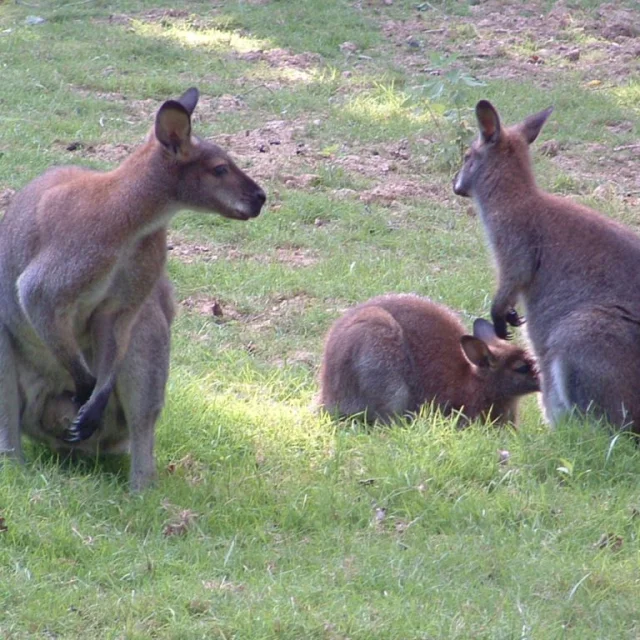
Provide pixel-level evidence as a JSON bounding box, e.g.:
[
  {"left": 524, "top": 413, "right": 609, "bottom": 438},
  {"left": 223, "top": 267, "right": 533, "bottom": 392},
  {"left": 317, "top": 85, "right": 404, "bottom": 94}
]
[
  {"left": 0, "top": 87, "right": 266, "bottom": 489},
  {"left": 454, "top": 99, "right": 640, "bottom": 432},
  {"left": 318, "top": 294, "right": 539, "bottom": 425}
]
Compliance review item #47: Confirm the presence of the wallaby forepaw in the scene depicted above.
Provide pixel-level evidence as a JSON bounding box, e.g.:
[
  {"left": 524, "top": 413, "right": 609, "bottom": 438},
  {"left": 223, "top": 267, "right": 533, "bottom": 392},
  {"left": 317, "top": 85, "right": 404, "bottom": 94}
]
[
  {"left": 492, "top": 316, "right": 510, "bottom": 341},
  {"left": 60, "top": 403, "right": 101, "bottom": 443},
  {"left": 506, "top": 309, "right": 525, "bottom": 327},
  {"left": 72, "top": 378, "right": 97, "bottom": 408},
  {"left": 60, "top": 386, "right": 111, "bottom": 444}
]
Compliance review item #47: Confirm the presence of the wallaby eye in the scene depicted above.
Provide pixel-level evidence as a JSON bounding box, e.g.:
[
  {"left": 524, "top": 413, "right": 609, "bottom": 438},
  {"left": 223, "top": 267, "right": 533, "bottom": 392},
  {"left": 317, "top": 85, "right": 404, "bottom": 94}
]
[
  {"left": 212, "top": 165, "right": 228, "bottom": 177},
  {"left": 514, "top": 361, "right": 531, "bottom": 374}
]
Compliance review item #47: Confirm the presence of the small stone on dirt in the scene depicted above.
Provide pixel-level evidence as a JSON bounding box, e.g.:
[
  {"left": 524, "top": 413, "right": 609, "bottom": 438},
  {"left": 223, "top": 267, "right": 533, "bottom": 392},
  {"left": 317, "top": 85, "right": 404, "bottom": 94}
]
[
  {"left": 211, "top": 300, "right": 223, "bottom": 317},
  {"left": 565, "top": 49, "right": 580, "bottom": 62},
  {"left": 593, "top": 532, "right": 623, "bottom": 551},
  {"left": 539, "top": 139, "right": 560, "bottom": 157},
  {"left": 339, "top": 41, "right": 359, "bottom": 54}
]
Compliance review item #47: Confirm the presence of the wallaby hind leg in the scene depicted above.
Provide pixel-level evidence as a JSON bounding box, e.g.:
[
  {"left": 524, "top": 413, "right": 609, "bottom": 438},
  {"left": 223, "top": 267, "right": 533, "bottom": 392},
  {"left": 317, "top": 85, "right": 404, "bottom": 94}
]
[
  {"left": 351, "top": 350, "right": 412, "bottom": 423},
  {"left": 116, "top": 286, "right": 173, "bottom": 491},
  {"left": 544, "top": 330, "right": 640, "bottom": 430},
  {"left": 540, "top": 356, "right": 573, "bottom": 426},
  {"left": 0, "top": 324, "right": 23, "bottom": 460},
  {"left": 322, "top": 307, "right": 415, "bottom": 423}
]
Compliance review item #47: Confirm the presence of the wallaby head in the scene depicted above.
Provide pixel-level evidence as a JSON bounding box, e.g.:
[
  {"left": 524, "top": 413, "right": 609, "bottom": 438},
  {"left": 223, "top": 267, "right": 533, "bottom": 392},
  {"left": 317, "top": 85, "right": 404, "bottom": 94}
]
[
  {"left": 460, "top": 318, "right": 540, "bottom": 405},
  {"left": 151, "top": 87, "right": 266, "bottom": 220},
  {"left": 453, "top": 100, "right": 553, "bottom": 200}
]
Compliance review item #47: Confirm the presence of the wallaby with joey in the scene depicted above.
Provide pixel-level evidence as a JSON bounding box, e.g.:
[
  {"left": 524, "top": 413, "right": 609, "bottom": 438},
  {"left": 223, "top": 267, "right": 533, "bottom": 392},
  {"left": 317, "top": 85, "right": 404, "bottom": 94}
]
[
  {"left": 17, "top": 275, "right": 175, "bottom": 491},
  {"left": 0, "top": 87, "right": 266, "bottom": 489},
  {"left": 453, "top": 100, "right": 640, "bottom": 431},
  {"left": 318, "top": 294, "right": 539, "bottom": 425}
]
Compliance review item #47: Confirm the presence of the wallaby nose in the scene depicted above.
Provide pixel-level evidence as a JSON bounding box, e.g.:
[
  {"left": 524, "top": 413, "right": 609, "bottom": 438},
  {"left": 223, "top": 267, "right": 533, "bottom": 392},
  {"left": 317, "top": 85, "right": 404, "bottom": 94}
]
[
  {"left": 452, "top": 172, "right": 469, "bottom": 198},
  {"left": 248, "top": 187, "right": 266, "bottom": 218}
]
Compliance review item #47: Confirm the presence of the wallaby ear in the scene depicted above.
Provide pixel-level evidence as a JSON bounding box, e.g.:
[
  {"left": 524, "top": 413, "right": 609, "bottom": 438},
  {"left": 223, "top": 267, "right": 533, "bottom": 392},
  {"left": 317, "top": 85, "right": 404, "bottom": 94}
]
[
  {"left": 476, "top": 100, "right": 501, "bottom": 143},
  {"left": 520, "top": 106, "right": 553, "bottom": 145},
  {"left": 155, "top": 100, "right": 192, "bottom": 154},
  {"left": 460, "top": 335, "right": 495, "bottom": 368},
  {"left": 472, "top": 318, "right": 499, "bottom": 345},
  {"left": 177, "top": 87, "right": 199, "bottom": 116}
]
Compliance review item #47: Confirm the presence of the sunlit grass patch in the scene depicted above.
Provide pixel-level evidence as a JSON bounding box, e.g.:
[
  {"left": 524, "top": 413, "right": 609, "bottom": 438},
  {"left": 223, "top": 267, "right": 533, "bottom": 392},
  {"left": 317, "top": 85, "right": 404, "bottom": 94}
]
[
  {"left": 130, "top": 18, "right": 270, "bottom": 54},
  {"left": 610, "top": 81, "right": 640, "bottom": 112}
]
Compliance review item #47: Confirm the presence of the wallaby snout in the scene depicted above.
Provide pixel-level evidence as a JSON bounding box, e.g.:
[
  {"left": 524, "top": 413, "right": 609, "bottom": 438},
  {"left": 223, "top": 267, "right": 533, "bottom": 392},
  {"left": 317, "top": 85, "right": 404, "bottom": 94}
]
[{"left": 318, "top": 294, "right": 539, "bottom": 426}]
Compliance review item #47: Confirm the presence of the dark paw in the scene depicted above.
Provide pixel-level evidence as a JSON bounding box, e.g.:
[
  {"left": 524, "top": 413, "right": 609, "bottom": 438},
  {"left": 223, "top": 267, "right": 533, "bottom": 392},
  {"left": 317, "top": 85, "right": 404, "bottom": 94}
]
[
  {"left": 60, "top": 387, "right": 110, "bottom": 444},
  {"left": 506, "top": 308, "right": 525, "bottom": 327},
  {"left": 492, "top": 315, "right": 510, "bottom": 340},
  {"left": 72, "top": 378, "right": 97, "bottom": 408}
]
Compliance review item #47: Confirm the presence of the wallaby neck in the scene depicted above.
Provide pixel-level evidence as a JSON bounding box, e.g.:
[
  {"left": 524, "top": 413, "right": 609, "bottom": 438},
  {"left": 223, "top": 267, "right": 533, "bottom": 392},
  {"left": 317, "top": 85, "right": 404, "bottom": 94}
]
[
  {"left": 472, "top": 170, "right": 540, "bottom": 239},
  {"left": 475, "top": 168, "right": 537, "bottom": 210},
  {"left": 108, "top": 142, "right": 181, "bottom": 238}
]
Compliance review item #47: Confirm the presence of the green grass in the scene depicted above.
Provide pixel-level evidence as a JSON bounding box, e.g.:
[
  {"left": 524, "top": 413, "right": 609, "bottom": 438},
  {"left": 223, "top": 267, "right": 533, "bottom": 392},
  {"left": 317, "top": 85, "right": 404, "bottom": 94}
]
[{"left": 2, "top": 0, "right": 640, "bottom": 637}]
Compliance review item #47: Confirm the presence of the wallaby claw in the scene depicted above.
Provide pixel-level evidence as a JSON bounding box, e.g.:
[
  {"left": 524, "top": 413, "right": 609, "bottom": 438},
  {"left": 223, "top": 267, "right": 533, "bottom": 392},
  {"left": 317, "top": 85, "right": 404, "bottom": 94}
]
[
  {"left": 60, "top": 386, "right": 111, "bottom": 444},
  {"left": 72, "top": 378, "right": 96, "bottom": 408},
  {"left": 60, "top": 403, "right": 98, "bottom": 443},
  {"left": 492, "top": 315, "right": 510, "bottom": 341},
  {"left": 506, "top": 309, "right": 525, "bottom": 327}
]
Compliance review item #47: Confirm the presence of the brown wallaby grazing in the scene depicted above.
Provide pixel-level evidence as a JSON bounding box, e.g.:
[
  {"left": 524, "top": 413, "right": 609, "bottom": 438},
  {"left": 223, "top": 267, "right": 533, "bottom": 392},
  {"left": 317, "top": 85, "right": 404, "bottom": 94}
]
[
  {"left": 0, "top": 87, "right": 265, "bottom": 487},
  {"left": 318, "top": 294, "right": 539, "bottom": 425},
  {"left": 453, "top": 100, "right": 640, "bottom": 431}
]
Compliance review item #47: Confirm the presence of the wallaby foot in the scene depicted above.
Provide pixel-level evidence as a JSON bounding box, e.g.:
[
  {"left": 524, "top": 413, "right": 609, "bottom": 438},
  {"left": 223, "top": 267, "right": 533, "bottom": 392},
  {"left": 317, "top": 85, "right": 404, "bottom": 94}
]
[{"left": 61, "top": 384, "right": 112, "bottom": 443}]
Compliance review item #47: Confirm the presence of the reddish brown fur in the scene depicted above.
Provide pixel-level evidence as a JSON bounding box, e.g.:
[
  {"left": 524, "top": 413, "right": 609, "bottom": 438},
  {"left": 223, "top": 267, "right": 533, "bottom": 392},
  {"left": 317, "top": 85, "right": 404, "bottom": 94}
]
[
  {"left": 318, "top": 294, "right": 539, "bottom": 425},
  {"left": 0, "top": 88, "right": 265, "bottom": 489},
  {"left": 454, "top": 100, "right": 640, "bottom": 431}
]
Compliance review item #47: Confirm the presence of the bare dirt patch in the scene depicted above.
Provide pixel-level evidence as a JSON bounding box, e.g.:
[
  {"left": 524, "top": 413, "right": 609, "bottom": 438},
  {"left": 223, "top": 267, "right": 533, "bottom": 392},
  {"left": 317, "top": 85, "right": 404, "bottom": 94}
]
[
  {"left": 235, "top": 48, "right": 321, "bottom": 70},
  {"left": 550, "top": 142, "right": 640, "bottom": 203},
  {"left": 102, "top": 8, "right": 189, "bottom": 26},
  {"left": 217, "top": 119, "right": 314, "bottom": 183},
  {"left": 380, "top": 1, "right": 640, "bottom": 86},
  {"left": 180, "top": 295, "right": 245, "bottom": 321},
  {"left": 180, "top": 290, "right": 310, "bottom": 325},
  {"left": 169, "top": 234, "right": 319, "bottom": 268}
]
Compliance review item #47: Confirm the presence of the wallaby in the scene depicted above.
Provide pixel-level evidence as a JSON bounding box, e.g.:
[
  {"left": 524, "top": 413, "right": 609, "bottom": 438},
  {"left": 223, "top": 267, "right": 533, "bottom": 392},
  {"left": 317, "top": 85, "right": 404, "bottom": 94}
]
[
  {"left": 453, "top": 100, "right": 640, "bottom": 431},
  {"left": 0, "top": 87, "right": 265, "bottom": 487},
  {"left": 18, "top": 276, "right": 174, "bottom": 491},
  {"left": 318, "top": 294, "right": 539, "bottom": 425}
]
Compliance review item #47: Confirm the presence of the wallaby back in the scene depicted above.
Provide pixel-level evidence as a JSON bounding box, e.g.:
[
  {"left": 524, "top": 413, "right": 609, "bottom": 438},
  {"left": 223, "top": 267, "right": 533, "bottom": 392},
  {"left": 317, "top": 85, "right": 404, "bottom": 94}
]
[
  {"left": 454, "top": 100, "right": 640, "bottom": 431},
  {"left": 318, "top": 294, "right": 539, "bottom": 425}
]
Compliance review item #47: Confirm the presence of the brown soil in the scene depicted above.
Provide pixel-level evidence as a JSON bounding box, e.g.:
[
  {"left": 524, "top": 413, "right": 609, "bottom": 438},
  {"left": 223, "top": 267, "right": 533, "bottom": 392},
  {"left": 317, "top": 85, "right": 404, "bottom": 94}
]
[{"left": 381, "top": 1, "right": 639, "bottom": 86}]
